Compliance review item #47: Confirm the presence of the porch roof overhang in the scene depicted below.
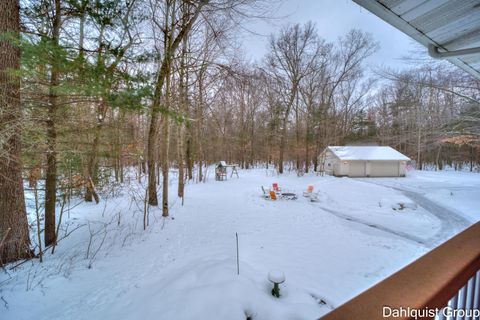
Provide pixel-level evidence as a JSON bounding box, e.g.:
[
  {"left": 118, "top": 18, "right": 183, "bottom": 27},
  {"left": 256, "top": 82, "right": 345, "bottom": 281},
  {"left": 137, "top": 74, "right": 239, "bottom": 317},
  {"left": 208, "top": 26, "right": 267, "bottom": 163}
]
[{"left": 353, "top": 0, "right": 480, "bottom": 80}]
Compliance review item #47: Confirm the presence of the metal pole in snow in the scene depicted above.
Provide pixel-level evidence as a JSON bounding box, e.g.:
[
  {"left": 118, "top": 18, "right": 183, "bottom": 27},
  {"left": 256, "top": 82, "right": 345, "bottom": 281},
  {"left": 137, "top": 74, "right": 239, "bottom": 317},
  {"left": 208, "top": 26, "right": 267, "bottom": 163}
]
[{"left": 236, "top": 232, "right": 240, "bottom": 275}]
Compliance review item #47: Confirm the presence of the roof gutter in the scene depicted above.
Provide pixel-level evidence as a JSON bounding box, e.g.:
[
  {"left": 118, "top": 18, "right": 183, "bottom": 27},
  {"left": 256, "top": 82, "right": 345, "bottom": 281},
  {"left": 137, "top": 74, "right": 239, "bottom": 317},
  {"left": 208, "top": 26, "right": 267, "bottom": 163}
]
[{"left": 428, "top": 44, "right": 480, "bottom": 59}]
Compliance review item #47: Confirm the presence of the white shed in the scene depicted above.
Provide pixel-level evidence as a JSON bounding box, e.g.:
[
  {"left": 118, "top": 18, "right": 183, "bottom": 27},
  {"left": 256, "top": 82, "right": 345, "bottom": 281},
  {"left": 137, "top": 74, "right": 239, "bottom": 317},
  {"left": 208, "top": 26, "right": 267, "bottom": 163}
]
[{"left": 320, "top": 146, "right": 410, "bottom": 177}]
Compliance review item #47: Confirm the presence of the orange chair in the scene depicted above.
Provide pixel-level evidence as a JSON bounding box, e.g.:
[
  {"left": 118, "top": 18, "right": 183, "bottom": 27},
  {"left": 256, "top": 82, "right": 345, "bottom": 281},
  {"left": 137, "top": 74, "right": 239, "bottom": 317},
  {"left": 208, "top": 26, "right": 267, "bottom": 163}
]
[{"left": 269, "top": 191, "right": 277, "bottom": 200}]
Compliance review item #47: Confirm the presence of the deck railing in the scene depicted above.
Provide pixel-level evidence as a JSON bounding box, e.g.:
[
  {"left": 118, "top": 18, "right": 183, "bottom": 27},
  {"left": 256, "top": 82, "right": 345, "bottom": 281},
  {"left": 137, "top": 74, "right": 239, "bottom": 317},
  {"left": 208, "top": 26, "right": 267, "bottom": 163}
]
[{"left": 320, "top": 222, "right": 480, "bottom": 320}]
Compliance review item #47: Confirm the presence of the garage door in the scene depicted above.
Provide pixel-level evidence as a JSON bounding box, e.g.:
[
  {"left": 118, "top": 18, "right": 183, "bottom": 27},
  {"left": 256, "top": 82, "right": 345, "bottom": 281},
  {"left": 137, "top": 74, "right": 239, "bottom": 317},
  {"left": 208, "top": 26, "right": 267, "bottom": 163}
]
[
  {"left": 349, "top": 161, "right": 365, "bottom": 177},
  {"left": 370, "top": 161, "right": 399, "bottom": 177}
]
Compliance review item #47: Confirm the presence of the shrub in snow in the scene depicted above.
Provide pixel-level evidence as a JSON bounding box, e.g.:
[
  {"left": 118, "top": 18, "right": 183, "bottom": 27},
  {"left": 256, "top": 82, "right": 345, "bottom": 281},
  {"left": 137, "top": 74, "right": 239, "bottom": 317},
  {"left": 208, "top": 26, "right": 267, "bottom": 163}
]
[
  {"left": 379, "top": 198, "right": 417, "bottom": 211},
  {"left": 392, "top": 202, "right": 417, "bottom": 210},
  {"left": 268, "top": 270, "right": 285, "bottom": 298}
]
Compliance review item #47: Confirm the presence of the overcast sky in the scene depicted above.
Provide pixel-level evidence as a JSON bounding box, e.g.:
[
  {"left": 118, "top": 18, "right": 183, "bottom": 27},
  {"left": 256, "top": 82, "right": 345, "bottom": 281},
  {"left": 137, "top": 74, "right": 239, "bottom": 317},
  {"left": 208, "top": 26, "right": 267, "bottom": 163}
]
[{"left": 239, "top": 0, "right": 424, "bottom": 70}]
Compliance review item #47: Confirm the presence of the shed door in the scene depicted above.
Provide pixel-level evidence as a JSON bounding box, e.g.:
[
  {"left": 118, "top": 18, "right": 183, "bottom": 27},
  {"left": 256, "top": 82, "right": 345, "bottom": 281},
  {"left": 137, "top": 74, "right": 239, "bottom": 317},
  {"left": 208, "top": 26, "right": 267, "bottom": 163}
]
[
  {"left": 349, "top": 161, "right": 365, "bottom": 177},
  {"left": 370, "top": 161, "right": 399, "bottom": 177}
]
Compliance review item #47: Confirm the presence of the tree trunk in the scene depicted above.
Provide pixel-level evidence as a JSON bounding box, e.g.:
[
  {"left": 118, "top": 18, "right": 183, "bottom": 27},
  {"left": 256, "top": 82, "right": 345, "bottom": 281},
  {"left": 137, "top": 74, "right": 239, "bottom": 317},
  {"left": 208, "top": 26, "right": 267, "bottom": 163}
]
[
  {"left": 0, "top": 0, "right": 31, "bottom": 265},
  {"left": 435, "top": 144, "right": 442, "bottom": 171},
  {"left": 278, "top": 123, "right": 286, "bottom": 174},
  {"left": 160, "top": 0, "right": 176, "bottom": 217},
  {"left": 278, "top": 88, "right": 297, "bottom": 174},
  {"left": 185, "top": 125, "right": 193, "bottom": 180},
  {"left": 44, "top": 0, "right": 61, "bottom": 247},
  {"left": 85, "top": 102, "right": 105, "bottom": 203},
  {"left": 161, "top": 114, "right": 171, "bottom": 216},
  {"left": 249, "top": 116, "right": 255, "bottom": 168},
  {"left": 177, "top": 31, "right": 188, "bottom": 198},
  {"left": 295, "top": 98, "right": 300, "bottom": 171},
  {"left": 177, "top": 124, "right": 185, "bottom": 198},
  {"left": 470, "top": 145, "right": 474, "bottom": 172},
  {"left": 146, "top": 0, "right": 205, "bottom": 204},
  {"left": 305, "top": 120, "right": 309, "bottom": 173},
  {"left": 147, "top": 110, "right": 159, "bottom": 205},
  {"left": 197, "top": 68, "right": 205, "bottom": 182},
  {"left": 118, "top": 110, "right": 125, "bottom": 183},
  {"left": 416, "top": 126, "right": 422, "bottom": 170}
]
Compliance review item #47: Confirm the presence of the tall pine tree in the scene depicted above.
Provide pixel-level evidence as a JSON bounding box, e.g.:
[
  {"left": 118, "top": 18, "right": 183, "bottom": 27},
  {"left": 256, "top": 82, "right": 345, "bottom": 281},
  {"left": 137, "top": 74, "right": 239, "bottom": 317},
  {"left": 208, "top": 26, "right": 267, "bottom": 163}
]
[{"left": 0, "top": 0, "right": 31, "bottom": 265}]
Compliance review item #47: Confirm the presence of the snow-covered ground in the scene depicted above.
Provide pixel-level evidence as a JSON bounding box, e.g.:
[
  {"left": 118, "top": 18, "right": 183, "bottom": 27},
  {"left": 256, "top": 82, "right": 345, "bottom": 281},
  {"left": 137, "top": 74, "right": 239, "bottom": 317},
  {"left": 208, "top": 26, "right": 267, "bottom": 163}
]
[{"left": 1, "top": 168, "right": 478, "bottom": 320}]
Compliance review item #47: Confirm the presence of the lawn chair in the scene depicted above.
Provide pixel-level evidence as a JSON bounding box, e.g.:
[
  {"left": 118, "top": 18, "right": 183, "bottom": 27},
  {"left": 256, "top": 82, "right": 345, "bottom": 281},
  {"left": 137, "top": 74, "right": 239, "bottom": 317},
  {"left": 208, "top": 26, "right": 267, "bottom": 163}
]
[
  {"left": 261, "top": 186, "right": 270, "bottom": 199},
  {"left": 272, "top": 183, "right": 281, "bottom": 192},
  {"left": 269, "top": 191, "right": 277, "bottom": 200},
  {"left": 303, "top": 185, "right": 320, "bottom": 202},
  {"left": 303, "top": 185, "right": 314, "bottom": 197},
  {"left": 308, "top": 193, "right": 320, "bottom": 202}
]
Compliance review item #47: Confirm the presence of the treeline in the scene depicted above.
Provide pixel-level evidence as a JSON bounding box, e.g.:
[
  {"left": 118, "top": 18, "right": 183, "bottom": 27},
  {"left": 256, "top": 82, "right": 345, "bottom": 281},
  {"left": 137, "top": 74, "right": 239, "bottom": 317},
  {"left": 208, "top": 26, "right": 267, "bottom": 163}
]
[
  {"left": 1, "top": 0, "right": 479, "bottom": 264},
  {"left": 373, "top": 64, "right": 480, "bottom": 171}
]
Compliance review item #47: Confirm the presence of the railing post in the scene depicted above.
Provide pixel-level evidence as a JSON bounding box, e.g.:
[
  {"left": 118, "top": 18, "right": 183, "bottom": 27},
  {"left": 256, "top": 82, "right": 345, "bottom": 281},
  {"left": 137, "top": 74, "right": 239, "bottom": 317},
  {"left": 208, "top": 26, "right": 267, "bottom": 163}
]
[
  {"left": 457, "top": 285, "right": 467, "bottom": 320},
  {"left": 436, "top": 308, "right": 446, "bottom": 320},
  {"left": 449, "top": 295, "right": 458, "bottom": 320},
  {"left": 465, "top": 277, "right": 475, "bottom": 320},
  {"left": 474, "top": 271, "right": 480, "bottom": 316}
]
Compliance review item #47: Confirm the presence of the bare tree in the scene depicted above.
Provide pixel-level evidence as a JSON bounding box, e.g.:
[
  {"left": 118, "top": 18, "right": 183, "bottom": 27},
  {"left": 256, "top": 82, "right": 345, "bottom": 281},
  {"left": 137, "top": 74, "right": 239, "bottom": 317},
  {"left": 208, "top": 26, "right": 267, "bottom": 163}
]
[
  {"left": 146, "top": 0, "right": 207, "bottom": 208},
  {"left": 265, "top": 22, "right": 322, "bottom": 173}
]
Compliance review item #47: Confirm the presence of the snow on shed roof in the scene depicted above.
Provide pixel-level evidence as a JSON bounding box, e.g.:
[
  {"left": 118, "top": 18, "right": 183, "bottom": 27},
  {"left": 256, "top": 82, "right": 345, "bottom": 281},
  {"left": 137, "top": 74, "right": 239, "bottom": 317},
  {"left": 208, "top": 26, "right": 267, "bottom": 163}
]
[{"left": 327, "top": 146, "right": 410, "bottom": 161}]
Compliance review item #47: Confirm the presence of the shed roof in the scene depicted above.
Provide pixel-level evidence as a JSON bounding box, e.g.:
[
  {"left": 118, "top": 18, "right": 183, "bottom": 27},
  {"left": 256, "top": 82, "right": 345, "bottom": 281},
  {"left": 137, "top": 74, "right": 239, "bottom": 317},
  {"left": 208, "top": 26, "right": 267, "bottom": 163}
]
[
  {"left": 327, "top": 146, "right": 410, "bottom": 161},
  {"left": 353, "top": 0, "right": 480, "bottom": 80}
]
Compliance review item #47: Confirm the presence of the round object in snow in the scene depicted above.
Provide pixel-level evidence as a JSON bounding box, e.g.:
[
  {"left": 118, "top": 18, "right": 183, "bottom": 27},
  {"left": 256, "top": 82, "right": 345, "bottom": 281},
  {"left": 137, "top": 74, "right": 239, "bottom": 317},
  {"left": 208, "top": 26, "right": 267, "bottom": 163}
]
[{"left": 268, "top": 270, "right": 285, "bottom": 284}]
